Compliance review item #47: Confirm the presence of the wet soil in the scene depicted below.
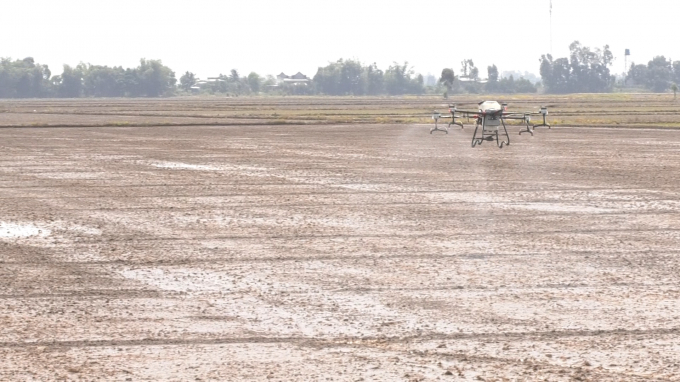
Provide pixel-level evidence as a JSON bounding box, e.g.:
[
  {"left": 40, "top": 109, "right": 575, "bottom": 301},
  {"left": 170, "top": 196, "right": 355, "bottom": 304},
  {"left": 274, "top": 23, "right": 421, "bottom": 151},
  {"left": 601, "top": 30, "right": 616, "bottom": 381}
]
[{"left": 1, "top": 115, "right": 680, "bottom": 380}]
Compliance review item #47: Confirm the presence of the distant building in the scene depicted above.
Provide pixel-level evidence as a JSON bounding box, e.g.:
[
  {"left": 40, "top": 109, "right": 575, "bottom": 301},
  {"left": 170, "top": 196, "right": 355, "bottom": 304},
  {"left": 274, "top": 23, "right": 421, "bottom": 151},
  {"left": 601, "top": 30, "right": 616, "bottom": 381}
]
[
  {"left": 290, "top": 72, "right": 308, "bottom": 80},
  {"left": 458, "top": 77, "right": 488, "bottom": 84},
  {"left": 276, "top": 72, "right": 310, "bottom": 85},
  {"left": 276, "top": 72, "right": 289, "bottom": 83},
  {"left": 500, "top": 71, "right": 540, "bottom": 84}
]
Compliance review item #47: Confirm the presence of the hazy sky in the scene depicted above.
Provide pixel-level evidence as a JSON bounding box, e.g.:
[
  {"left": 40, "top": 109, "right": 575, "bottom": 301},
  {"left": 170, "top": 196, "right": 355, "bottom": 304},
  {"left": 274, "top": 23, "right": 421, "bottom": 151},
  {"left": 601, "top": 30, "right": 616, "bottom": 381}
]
[{"left": 3, "top": 0, "right": 679, "bottom": 79}]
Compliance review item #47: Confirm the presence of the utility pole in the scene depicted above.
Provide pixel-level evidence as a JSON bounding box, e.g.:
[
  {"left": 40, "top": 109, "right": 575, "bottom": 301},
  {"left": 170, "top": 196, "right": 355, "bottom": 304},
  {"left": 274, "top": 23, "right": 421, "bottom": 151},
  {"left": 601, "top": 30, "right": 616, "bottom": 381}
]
[{"left": 550, "top": 0, "right": 553, "bottom": 56}]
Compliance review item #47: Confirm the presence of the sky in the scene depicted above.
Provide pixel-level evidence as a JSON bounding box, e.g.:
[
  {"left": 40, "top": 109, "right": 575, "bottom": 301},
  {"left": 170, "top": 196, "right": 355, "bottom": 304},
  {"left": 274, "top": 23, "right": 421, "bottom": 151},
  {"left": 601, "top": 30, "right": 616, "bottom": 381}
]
[{"left": 2, "top": 0, "right": 679, "bottom": 79}]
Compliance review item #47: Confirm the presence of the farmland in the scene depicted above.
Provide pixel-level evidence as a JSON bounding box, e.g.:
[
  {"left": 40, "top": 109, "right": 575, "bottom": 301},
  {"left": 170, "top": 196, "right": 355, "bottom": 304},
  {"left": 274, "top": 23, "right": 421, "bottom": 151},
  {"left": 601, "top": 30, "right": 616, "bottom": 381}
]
[{"left": 1, "top": 95, "right": 680, "bottom": 381}]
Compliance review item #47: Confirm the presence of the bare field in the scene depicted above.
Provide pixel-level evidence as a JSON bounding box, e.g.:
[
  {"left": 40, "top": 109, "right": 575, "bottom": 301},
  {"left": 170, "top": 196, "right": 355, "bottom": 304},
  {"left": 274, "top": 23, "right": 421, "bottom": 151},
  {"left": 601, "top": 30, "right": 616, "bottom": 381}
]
[
  {"left": 1, "top": 97, "right": 680, "bottom": 381},
  {"left": 2, "top": 93, "right": 680, "bottom": 127}
]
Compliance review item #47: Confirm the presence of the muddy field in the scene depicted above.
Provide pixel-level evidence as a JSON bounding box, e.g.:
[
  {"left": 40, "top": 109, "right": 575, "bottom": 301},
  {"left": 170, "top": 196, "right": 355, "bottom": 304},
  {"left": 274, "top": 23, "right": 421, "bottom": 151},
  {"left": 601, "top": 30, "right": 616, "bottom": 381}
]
[{"left": 1, "top": 97, "right": 680, "bottom": 381}]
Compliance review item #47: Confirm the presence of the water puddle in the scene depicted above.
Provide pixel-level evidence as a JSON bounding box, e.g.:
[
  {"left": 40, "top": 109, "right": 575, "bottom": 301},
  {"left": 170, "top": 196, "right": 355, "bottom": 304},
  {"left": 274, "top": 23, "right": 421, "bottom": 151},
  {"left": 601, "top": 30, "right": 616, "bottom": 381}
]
[
  {"left": 0, "top": 222, "right": 51, "bottom": 239},
  {"left": 149, "top": 161, "right": 221, "bottom": 171}
]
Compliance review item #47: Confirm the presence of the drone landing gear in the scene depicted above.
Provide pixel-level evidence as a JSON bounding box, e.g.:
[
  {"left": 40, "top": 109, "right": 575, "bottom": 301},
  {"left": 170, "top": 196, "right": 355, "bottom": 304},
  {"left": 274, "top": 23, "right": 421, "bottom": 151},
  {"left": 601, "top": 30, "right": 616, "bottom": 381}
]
[
  {"left": 471, "top": 120, "right": 510, "bottom": 148},
  {"left": 449, "top": 120, "right": 464, "bottom": 129},
  {"left": 430, "top": 112, "right": 448, "bottom": 134},
  {"left": 430, "top": 125, "right": 448, "bottom": 134},
  {"left": 429, "top": 120, "right": 464, "bottom": 134},
  {"left": 430, "top": 109, "right": 464, "bottom": 134},
  {"left": 533, "top": 112, "right": 551, "bottom": 129},
  {"left": 519, "top": 122, "right": 534, "bottom": 136},
  {"left": 449, "top": 112, "right": 464, "bottom": 129}
]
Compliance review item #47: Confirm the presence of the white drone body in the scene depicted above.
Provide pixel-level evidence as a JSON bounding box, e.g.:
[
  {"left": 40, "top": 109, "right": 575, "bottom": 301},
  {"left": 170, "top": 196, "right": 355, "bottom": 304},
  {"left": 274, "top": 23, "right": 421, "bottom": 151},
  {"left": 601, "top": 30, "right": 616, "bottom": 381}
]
[
  {"left": 477, "top": 101, "right": 503, "bottom": 132},
  {"left": 478, "top": 100, "right": 502, "bottom": 113},
  {"left": 429, "top": 101, "right": 551, "bottom": 148}
]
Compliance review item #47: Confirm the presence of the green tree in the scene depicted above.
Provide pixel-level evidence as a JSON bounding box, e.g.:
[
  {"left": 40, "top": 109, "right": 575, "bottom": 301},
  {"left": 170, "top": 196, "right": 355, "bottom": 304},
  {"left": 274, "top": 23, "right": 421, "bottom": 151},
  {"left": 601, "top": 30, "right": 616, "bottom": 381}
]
[
  {"left": 340, "top": 59, "right": 365, "bottom": 95},
  {"left": 82, "top": 65, "right": 126, "bottom": 97},
  {"left": 57, "top": 64, "right": 84, "bottom": 97},
  {"left": 626, "top": 63, "right": 648, "bottom": 87},
  {"left": 439, "top": 68, "right": 455, "bottom": 91},
  {"left": 672, "top": 83, "right": 678, "bottom": 100},
  {"left": 673, "top": 61, "right": 680, "bottom": 87},
  {"left": 136, "top": 59, "right": 176, "bottom": 97},
  {"left": 469, "top": 67, "right": 479, "bottom": 80},
  {"left": 384, "top": 62, "right": 408, "bottom": 95},
  {"left": 314, "top": 61, "right": 341, "bottom": 95},
  {"left": 365, "top": 63, "right": 384, "bottom": 95},
  {"left": 513, "top": 77, "right": 538, "bottom": 93},
  {"left": 460, "top": 59, "right": 471, "bottom": 78},
  {"left": 313, "top": 59, "right": 372, "bottom": 95},
  {"left": 487, "top": 65, "right": 499, "bottom": 82},
  {"left": 247, "top": 72, "right": 261, "bottom": 93},
  {"left": 627, "top": 57, "right": 674, "bottom": 92},
  {"left": 384, "top": 62, "right": 422, "bottom": 95},
  {"left": 0, "top": 57, "right": 53, "bottom": 98},
  {"left": 646, "top": 56, "right": 672, "bottom": 92},
  {"left": 229, "top": 69, "right": 240, "bottom": 82},
  {"left": 539, "top": 42, "right": 613, "bottom": 93},
  {"left": 209, "top": 74, "right": 229, "bottom": 94},
  {"left": 458, "top": 59, "right": 478, "bottom": 81},
  {"left": 179, "top": 71, "right": 197, "bottom": 92},
  {"left": 122, "top": 68, "right": 142, "bottom": 96},
  {"left": 0, "top": 58, "right": 14, "bottom": 97},
  {"left": 485, "top": 65, "right": 499, "bottom": 92}
]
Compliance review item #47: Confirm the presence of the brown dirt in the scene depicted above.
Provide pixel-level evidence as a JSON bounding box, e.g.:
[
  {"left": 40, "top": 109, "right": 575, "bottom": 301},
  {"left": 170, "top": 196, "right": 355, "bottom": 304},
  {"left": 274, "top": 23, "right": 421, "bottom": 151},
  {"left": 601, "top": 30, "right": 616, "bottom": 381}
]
[{"left": 1, "top": 98, "right": 680, "bottom": 381}]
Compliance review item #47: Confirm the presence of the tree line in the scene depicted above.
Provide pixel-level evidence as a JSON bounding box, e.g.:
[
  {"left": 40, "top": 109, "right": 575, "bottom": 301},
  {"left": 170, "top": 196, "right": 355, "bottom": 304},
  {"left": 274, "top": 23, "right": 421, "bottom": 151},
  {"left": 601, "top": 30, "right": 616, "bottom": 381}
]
[
  {"left": 0, "top": 57, "right": 177, "bottom": 98},
  {"left": 538, "top": 41, "right": 680, "bottom": 94},
  {"left": 0, "top": 57, "right": 429, "bottom": 98},
  {"left": 438, "top": 60, "right": 537, "bottom": 96},
  {"left": 2, "top": 42, "right": 679, "bottom": 98},
  {"left": 539, "top": 41, "right": 615, "bottom": 93},
  {"left": 312, "top": 60, "right": 424, "bottom": 95},
  {"left": 177, "top": 69, "right": 264, "bottom": 95},
  {"left": 0, "top": 56, "right": 533, "bottom": 98},
  {"left": 626, "top": 56, "right": 680, "bottom": 92}
]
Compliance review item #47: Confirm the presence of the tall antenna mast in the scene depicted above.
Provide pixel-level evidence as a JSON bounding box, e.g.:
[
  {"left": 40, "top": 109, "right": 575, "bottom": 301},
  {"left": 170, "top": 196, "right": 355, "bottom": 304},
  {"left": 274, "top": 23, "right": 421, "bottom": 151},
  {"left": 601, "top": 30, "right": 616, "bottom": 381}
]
[{"left": 550, "top": 0, "right": 553, "bottom": 55}]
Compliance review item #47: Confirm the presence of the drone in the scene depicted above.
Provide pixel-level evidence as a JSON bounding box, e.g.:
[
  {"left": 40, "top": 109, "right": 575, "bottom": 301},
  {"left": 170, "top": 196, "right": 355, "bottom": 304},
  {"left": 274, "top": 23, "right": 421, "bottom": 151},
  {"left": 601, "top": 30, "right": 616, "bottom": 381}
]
[{"left": 430, "top": 101, "right": 550, "bottom": 148}]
